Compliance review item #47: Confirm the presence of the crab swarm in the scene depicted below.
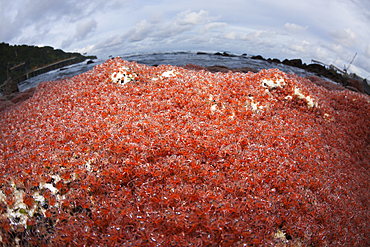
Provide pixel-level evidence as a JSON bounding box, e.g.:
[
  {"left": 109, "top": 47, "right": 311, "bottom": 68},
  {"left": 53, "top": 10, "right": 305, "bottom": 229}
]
[{"left": 1, "top": 58, "right": 369, "bottom": 246}]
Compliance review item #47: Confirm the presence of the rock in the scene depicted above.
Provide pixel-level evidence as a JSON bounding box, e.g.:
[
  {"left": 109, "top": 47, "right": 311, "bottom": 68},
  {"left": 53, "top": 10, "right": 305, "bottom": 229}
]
[
  {"left": 267, "top": 58, "right": 281, "bottom": 63},
  {"left": 282, "top": 59, "right": 305, "bottom": 69},
  {"left": 345, "top": 79, "right": 364, "bottom": 94},
  {"left": 181, "top": 64, "right": 207, "bottom": 71},
  {"left": 305, "top": 76, "right": 345, "bottom": 91},
  {"left": 306, "top": 64, "right": 345, "bottom": 84},
  {"left": 306, "top": 64, "right": 327, "bottom": 75},
  {"left": 0, "top": 100, "right": 14, "bottom": 111},
  {"left": 10, "top": 87, "right": 36, "bottom": 104},
  {"left": 206, "top": 65, "right": 231, "bottom": 73},
  {"left": 0, "top": 87, "right": 36, "bottom": 112},
  {"left": 231, "top": 67, "right": 259, "bottom": 73},
  {"left": 363, "top": 79, "right": 370, "bottom": 95},
  {"left": 87, "top": 60, "right": 94, "bottom": 64},
  {"left": 2, "top": 79, "right": 19, "bottom": 95},
  {"left": 251, "top": 55, "right": 265, "bottom": 60},
  {"left": 214, "top": 52, "right": 235, "bottom": 57},
  {"left": 204, "top": 65, "right": 258, "bottom": 74},
  {"left": 196, "top": 52, "right": 208, "bottom": 55},
  {"left": 182, "top": 64, "right": 258, "bottom": 74}
]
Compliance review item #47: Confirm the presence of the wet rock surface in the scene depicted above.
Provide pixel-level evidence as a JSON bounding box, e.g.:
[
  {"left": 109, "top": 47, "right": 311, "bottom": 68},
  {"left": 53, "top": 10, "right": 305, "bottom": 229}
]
[
  {"left": 1, "top": 79, "right": 20, "bottom": 95},
  {"left": 0, "top": 87, "right": 36, "bottom": 111},
  {"left": 247, "top": 55, "right": 368, "bottom": 95}
]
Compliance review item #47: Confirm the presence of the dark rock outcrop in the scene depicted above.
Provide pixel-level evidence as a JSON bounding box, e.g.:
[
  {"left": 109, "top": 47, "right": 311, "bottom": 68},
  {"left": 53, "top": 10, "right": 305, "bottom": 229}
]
[
  {"left": 206, "top": 65, "right": 230, "bottom": 73},
  {"left": 267, "top": 58, "right": 281, "bottom": 63},
  {"left": 0, "top": 87, "right": 36, "bottom": 112},
  {"left": 2, "top": 79, "right": 19, "bottom": 95},
  {"left": 344, "top": 79, "right": 365, "bottom": 93},
  {"left": 230, "top": 67, "right": 259, "bottom": 73},
  {"left": 251, "top": 55, "right": 265, "bottom": 60},
  {"left": 214, "top": 52, "right": 236, "bottom": 57},
  {"left": 363, "top": 79, "right": 370, "bottom": 95},
  {"left": 181, "top": 64, "right": 259, "bottom": 74},
  {"left": 305, "top": 64, "right": 345, "bottom": 84},
  {"left": 0, "top": 100, "right": 14, "bottom": 111},
  {"left": 205, "top": 65, "right": 258, "bottom": 73},
  {"left": 305, "top": 76, "right": 345, "bottom": 91},
  {"left": 282, "top": 59, "right": 306, "bottom": 69}
]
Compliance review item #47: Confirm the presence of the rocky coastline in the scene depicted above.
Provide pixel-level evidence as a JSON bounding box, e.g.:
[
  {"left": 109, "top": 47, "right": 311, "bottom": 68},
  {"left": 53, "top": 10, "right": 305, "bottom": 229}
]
[
  {"left": 1, "top": 53, "right": 368, "bottom": 112},
  {"left": 200, "top": 52, "right": 368, "bottom": 94}
]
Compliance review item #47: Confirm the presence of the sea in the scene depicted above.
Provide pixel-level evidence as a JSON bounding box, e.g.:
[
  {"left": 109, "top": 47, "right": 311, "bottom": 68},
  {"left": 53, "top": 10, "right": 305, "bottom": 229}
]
[{"left": 18, "top": 51, "right": 317, "bottom": 92}]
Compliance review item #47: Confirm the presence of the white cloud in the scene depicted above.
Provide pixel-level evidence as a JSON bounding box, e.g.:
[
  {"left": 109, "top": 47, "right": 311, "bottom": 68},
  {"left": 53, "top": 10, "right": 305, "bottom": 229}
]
[
  {"left": 126, "top": 20, "right": 154, "bottom": 42},
  {"left": 284, "top": 23, "right": 308, "bottom": 33},
  {"left": 243, "top": 30, "right": 270, "bottom": 41},
  {"left": 198, "top": 22, "right": 227, "bottom": 34},
  {"left": 290, "top": 40, "right": 310, "bottom": 53},
  {"left": 222, "top": 29, "right": 272, "bottom": 42},
  {"left": 148, "top": 9, "right": 216, "bottom": 40},
  {"left": 62, "top": 19, "right": 97, "bottom": 48},
  {"left": 329, "top": 28, "right": 359, "bottom": 47},
  {"left": 2, "top": 0, "right": 370, "bottom": 76},
  {"left": 176, "top": 9, "right": 210, "bottom": 25},
  {"left": 330, "top": 44, "right": 343, "bottom": 54},
  {"left": 223, "top": 31, "right": 237, "bottom": 40},
  {"left": 313, "top": 47, "right": 329, "bottom": 60},
  {"left": 75, "top": 19, "right": 97, "bottom": 40}
]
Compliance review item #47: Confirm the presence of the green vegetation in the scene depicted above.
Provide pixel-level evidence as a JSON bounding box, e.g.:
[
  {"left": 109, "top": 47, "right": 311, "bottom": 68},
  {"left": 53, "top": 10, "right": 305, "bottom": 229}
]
[{"left": 0, "top": 42, "right": 97, "bottom": 83}]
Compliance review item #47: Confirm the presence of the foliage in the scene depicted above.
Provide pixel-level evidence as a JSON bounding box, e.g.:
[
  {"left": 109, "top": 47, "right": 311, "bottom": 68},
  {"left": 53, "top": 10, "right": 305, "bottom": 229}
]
[{"left": 0, "top": 42, "right": 96, "bottom": 83}]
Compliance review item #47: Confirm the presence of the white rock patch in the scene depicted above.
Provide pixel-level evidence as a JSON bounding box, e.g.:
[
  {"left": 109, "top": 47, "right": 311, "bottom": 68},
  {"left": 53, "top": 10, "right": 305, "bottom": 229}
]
[
  {"left": 110, "top": 67, "right": 137, "bottom": 85},
  {"left": 161, "top": 70, "right": 177, "bottom": 77},
  {"left": 261, "top": 77, "right": 285, "bottom": 89},
  {"left": 294, "top": 87, "right": 318, "bottom": 108}
]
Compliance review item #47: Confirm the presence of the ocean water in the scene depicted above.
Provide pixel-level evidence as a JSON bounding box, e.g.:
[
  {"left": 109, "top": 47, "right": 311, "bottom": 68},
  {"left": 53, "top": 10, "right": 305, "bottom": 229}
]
[{"left": 18, "top": 51, "right": 316, "bottom": 92}]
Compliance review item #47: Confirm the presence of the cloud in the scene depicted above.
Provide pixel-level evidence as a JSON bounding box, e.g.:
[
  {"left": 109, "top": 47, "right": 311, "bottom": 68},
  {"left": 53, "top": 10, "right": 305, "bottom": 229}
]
[
  {"left": 62, "top": 19, "right": 97, "bottom": 48},
  {"left": 223, "top": 31, "right": 237, "bottom": 40},
  {"left": 120, "top": 9, "right": 217, "bottom": 43},
  {"left": 84, "top": 9, "right": 226, "bottom": 56},
  {"left": 244, "top": 30, "right": 271, "bottom": 41},
  {"left": 126, "top": 20, "right": 154, "bottom": 42},
  {"left": 176, "top": 9, "right": 210, "bottom": 25},
  {"left": 154, "top": 9, "right": 213, "bottom": 39},
  {"left": 198, "top": 22, "right": 228, "bottom": 34},
  {"left": 1, "top": 0, "right": 122, "bottom": 46},
  {"left": 284, "top": 23, "right": 308, "bottom": 33},
  {"left": 365, "top": 44, "right": 370, "bottom": 58},
  {"left": 329, "top": 28, "right": 359, "bottom": 47},
  {"left": 289, "top": 40, "right": 310, "bottom": 53},
  {"left": 313, "top": 47, "right": 329, "bottom": 60},
  {"left": 75, "top": 19, "right": 98, "bottom": 40}
]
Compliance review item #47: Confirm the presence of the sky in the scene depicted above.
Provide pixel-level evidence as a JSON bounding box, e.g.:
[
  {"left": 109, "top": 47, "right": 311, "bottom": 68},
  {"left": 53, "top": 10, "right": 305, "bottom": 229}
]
[{"left": 1, "top": 0, "right": 370, "bottom": 78}]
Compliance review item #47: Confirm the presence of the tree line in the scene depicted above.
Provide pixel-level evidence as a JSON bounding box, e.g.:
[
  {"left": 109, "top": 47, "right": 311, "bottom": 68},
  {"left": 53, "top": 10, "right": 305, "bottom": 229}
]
[{"left": 0, "top": 42, "right": 96, "bottom": 83}]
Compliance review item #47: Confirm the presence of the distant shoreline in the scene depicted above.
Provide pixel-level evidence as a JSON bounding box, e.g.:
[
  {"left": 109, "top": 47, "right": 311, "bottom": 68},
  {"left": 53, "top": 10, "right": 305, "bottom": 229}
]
[{"left": 195, "top": 52, "right": 369, "bottom": 95}]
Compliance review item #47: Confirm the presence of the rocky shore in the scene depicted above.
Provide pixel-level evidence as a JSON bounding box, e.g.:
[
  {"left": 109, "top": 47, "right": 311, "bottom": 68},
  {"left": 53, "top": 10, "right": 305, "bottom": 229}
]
[
  {"left": 249, "top": 55, "right": 367, "bottom": 94},
  {"left": 0, "top": 87, "right": 36, "bottom": 111},
  {"left": 200, "top": 52, "right": 368, "bottom": 94},
  {"left": 1, "top": 54, "right": 368, "bottom": 112}
]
